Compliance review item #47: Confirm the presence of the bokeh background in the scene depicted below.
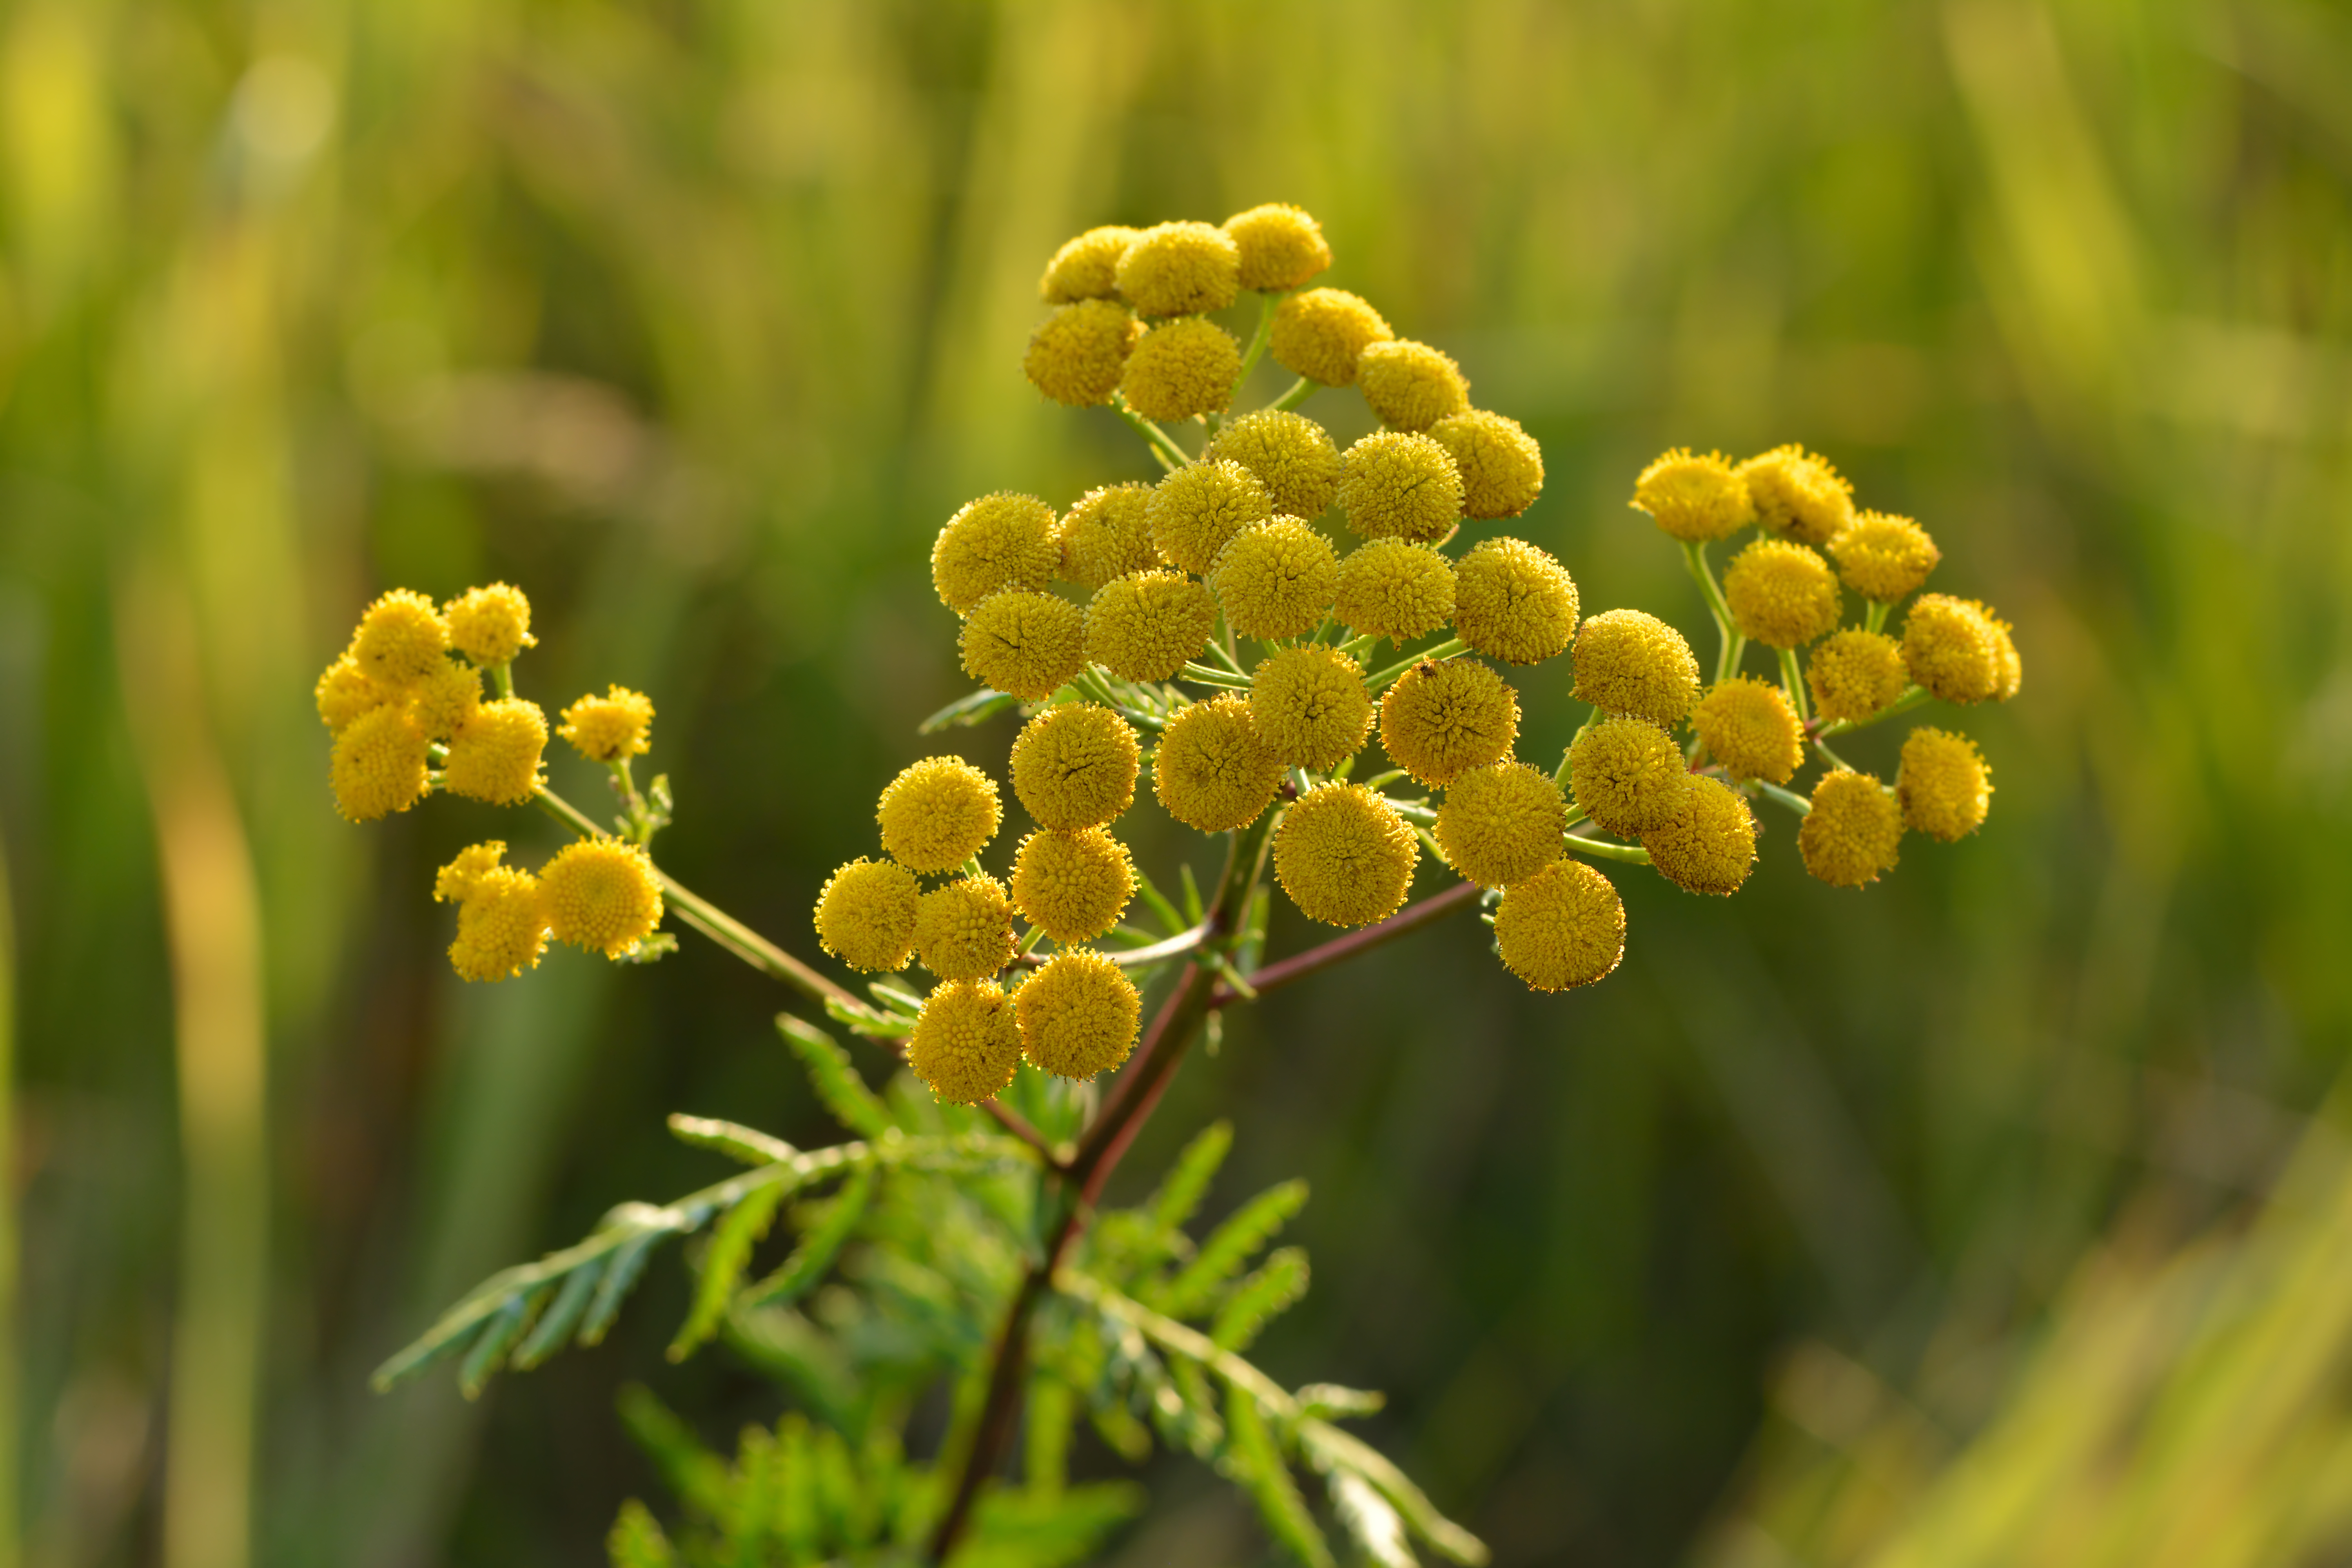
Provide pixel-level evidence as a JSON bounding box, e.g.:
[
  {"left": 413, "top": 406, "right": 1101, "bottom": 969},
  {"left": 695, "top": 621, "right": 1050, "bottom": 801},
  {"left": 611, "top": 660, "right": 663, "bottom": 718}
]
[{"left": 5, "top": 0, "right": 2352, "bottom": 1564}]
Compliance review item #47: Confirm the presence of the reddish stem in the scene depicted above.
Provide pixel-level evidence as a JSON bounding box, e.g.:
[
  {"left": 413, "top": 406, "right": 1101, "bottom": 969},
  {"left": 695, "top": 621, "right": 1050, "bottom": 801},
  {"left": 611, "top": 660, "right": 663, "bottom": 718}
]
[{"left": 1209, "top": 879, "right": 1479, "bottom": 1007}]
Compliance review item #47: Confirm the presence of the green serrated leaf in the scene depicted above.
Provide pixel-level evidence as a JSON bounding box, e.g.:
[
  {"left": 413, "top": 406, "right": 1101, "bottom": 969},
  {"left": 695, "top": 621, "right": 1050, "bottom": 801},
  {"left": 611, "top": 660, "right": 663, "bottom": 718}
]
[
  {"left": 668, "top": 1112, "right": 799, "bottom": 1167},
  {"left": 669, "top": 1179, "right": 788, "bottom": 1361},
  {"left": 1131, "top": 863, "right": 1188, "bottom": 937},
  {"left": 580, "top": 1232, "right": 664, "bottom": 1347},
  {"left": 1179, "top": 862, "right": 1205, "bottom": 924},
  {"left": 1213, "top": 1247, "right": 1310, "bottom": 1351},
  {"left": 511, "top": 1257, "right": 605, "bottom": 1370},
  {"left": 1227, "top": 1381, "right": 1335, "bottom": 1568},
  {"left": 1149, "top": 1120, "right": 1233, "bottom": 1238},
  {"left": 618, "top": 1384, "right": 736, "bottom": 1523},
  {"left": 742, "top": 1165, "right": 873, "bottom": 1309},
  {"left": 1157, "top": 1180, "right": 1308, "bottom": 1319},
  {"left": 1296, "top": 1383, "right": 1387, "bottom": 1421},
  {"left": 1298, "top": 1421, "right": 1488, "bottom": 1566},
  {"left": 458, "top": 1285, "right": 545, "bottom": 1399},
  {"left": 779, "top": 1014, "right": 893, "bottom": 1137},
  {"left": 1330, "top": 1470, "right": 1418, "bottom": 1568},
  {"left": 605, "top": 1499, "right": 679, "bottom": 1568},
  {"left": 1026, "top": 1375, "right": 1076, "bottom": 1494}
]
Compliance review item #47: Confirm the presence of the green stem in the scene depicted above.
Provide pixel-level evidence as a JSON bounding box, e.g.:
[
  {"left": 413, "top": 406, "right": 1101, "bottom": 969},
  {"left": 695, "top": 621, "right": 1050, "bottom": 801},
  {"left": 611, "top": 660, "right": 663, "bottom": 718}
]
[
  {"left": 492, "top": 661, "right": 516, "bottom": 699},
  {"left": 1563, "top": 832, "right": 1652, "bottom": 866},
  {"left": 1813, "top": 736, "right": 1855, "bottom": 771},
  {"left": 1682, "top": 541, "right": 1742, "bottom": 686},
  {"left": 1367, "top": 637, "right": 1468, "bottom": 692},
  {"left": 1110, "top": 392, "right": 1191, "bottom": 471},
  {"left": 1866, "top": 599, "right": 1892, "bottom": 635},
  {"left": 1232, "top": 291, "right": 1279, "bottom": 398},
  {"left": 1180, "top": 661, "right": 1253, "bottom": 690},
  {"left": 1815, "top": 684, "right": 1930, "bottom": 739},
  {"left": 1779, "top": 646, "right": 1812, "bottom": 725},
  {"left": 1269, "top": 375, "right": 1317, "bottom": 413},
  {"left": 1754, "top": 779, "right": 1814, "bottom": 816}
]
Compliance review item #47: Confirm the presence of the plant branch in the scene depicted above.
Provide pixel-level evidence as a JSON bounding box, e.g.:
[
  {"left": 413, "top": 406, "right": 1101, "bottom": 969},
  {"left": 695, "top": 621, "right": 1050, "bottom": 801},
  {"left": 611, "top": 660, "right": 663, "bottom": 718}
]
[
  {"left": 1232, "top": 291, "right": 1279, "bottom": 396},
  {"left": 1209, "top": 880, "right": 1478, "bottom": 1007},
  {"left": 1110, "top": 392, "right": 1192, "bottom": 471},
  {"left": 1367, "top": 637, "right": 1467, "bottom": 692},
  {"left": 1681, "top": 540, "right": 1743, "bottom": 685},
  {"left": 1013, "top": 921, "right": 1212, "bottom": 971},
  {"left": 1269, "top": 376, "right": 1317, "bottom": 413},
  {"left": 1814, "top": 684, "right": 1930, "bottom": 739},
  {"left": 1563, "top": 831, "right": 1653, "bottom": 866}
]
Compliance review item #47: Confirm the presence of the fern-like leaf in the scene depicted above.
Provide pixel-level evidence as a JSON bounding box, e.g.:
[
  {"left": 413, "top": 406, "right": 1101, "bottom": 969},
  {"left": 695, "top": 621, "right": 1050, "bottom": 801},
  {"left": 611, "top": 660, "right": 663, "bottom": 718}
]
[{"left": 779, "top": 1013, "right": 893, "bottom": 1137}]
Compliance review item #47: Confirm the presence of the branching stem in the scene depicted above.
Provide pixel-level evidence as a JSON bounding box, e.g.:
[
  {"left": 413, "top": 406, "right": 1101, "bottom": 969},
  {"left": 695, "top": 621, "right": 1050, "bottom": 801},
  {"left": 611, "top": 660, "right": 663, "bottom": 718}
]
[
  {"left": 1682, "top": 541, "right": 1743, "bottom": 685},
  {"left": 1110, "top": 392, "right": 1192, "bottom": 471}
]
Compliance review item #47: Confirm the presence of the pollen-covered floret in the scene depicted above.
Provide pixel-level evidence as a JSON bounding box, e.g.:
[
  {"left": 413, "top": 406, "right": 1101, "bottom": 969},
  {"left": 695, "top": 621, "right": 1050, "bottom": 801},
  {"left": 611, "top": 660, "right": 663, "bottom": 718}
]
[
  {"left": 316, "top": 654, "right": 390, "bottom": 731},
  {"left": 1211, "top": 517, "right": 1339, "bottom": 641},
  {"left": 1631, "top": 449, "right": 1754, "bottom": 542},
  {"left": 411, "top": 659, "right": 484, "bottom": 741},
  {"left": 1807, "top": 629, "right": 1908, "bottom": 722},
  {"left": 1798, "top": 770, "right": 1903, "bottom": 888},
  {"left": 1494, "top": 858, "right": 1624, "bottom": 993},
  {"left": 1041, "top": 225, "right": 1139, "bottom": 303},
  {"left": 1250, "top": 644, "right": 1374, "bottom": 772},
  {"left": 1010, "top": 828, "right": 1135, "bottom": 944},
  {"left": 1357, "top": 340, "right": 1470, "bottom": 433},
  {"left": 933, "top": 492, "right": 1061, "bottom": 614},
  {"left": 1009, "top": 703, "right": 1139, "bottom": 831},
  {"left": 960, "top": 589, "right": 1087, "bottom": 702},
  {"left": 1831, "top": 512, "right": 1940, "bottom": 601},
  {"left": 540, "top": 837, "right": 664, "bottom": 957},
  {"left": 814, "top": 857, "right": 921, "bottom": 972},
  {"left": 1223, "top": 203, "right": 1332, "bottom": 292},
  {"left": 1379, "top": 658, "right": 1519, "bottom": 786},
  {"left": 1016, "top": 950, "right": 1142, "bottom": 1080},
  {"left": 1338, "top": 431, "right": 1463, "bottom": 544},
  {"left": 443, "top": 583, "right": 535, "bottom": 667},
  {"left": 443, "top": 698, "right": 548, "bottom": 805},
  {"left": 330, "top": 704, "right": 431, "bottom": 822},
  {"left": 1085, "top": 570, "right": 1218, "bottom": 682},
  {"left": 1642, "top": 775, "right": 1756, "bottom": 897},
  {"left": 907, "top": 980, "right": 1022, "bottom": 1106},
  {"left": 1569, "top": 716, "right": 1691, "bottom": 836},
  {"left": 559, "top": 684, "right": 655, "bottom": 762},
  {"left": 877, "top": 756, "right": 1001, "bottom": 874},
  {"left": 1723, "top": 538, "right": 1842, "bottom": 650},
  {"left": 1120, "top": 316, "right": 1241, "bottom": 423},
  {"left": 1146, "top": 459, "right": 1272, "bottom": 575},
  {"left": 913, "top": 874, "right": 1020, "bottom": 982},
  {"left": 1333, "top": 539, "right": 1455, "bottom": 642},
  {"left": 1451, "top": 537, "right": 1579, "bottom": 665},
  {"left": 1434, "top": 760, "right": 1566, "bottom": 888},
  {"left": 1430, "top": 409, "right": 1544, "bottom": 519},
  {"left": 1901, "top": 593, "right": 2004, "bottom": 704},
  {"left": 447, "top": 866, "right": 550, "bottom": 983},
  {"left": 1897, "top": 727, "right": 1992, "bottom": 842},
  {"left": 1571, "top": 609, "right": 1701, "bottom": 727},
  {"left": 1025, "top": 299, "right": 1142, "bottom": 408},
  {"left": 1114, "top": 221, "right": 1241, "bottom": 318},
  {"left": 1274, "top": 784, "right": 1419, "bottom": 928},
  {"left": 1270, "top": 288, "right": 1393, "bottom": 386},
  {"left": 1690, "top": 677, "right": 1803, "bottom": 785},
  {"left": 353, "top": 589, "right": 449, "bottom": 690},
  {"left": 1056, "top": 483, "right": 1161, "bottom": 590},
  {"left": 1983, "top": 604, "right": 2022, "bottom": 701},
  {"left": 1154, "top": 694, "right": 1285, "bottom": 833},
  {"left": 434, "top": 841, "right": 511, "bottom": 904},
  {"left": 1203, "top": 410, "right": 1341, "bottom": 520},
  {"left": 1741, "top": 445, "right": 1854, "bottom": 545}
]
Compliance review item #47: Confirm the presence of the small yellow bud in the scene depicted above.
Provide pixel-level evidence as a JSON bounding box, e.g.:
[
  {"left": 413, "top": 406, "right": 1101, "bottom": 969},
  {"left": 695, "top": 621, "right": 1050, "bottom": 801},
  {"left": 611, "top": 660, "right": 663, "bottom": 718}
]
[
  {"left": 1333, "top": 539, "right": 1455, "bottom": 643},
  {"left": 1146, "top": 459, "right": 1272, "bottom": 575},
  {"left": 1900, "top": 593, "right": 2003, "bottom": 704},
  {"left": 1723, "top": 538, "right": 1842, "bottom": 650},
  {"left": 1153, "top": 694, "right": 1285, "bottom": 834},
  {"left": 1085, "top": 570, "right": 1218, "bottom": 682},
  {"left": 1807, "top": 629, "right": 1908, "bottom": 723},
  {"left": 352, "top": 589, "right": 449, "bottom": 690},
  {"left": 1114, "top": 221, "right": 1241, "bottom": 318},
  {"left": 442, "top": 583, "right": 535, "bottom": 668},
  {"left": 1274, "top": 784, "right": 1419, "bottom": 928},
  {"left": 1009, "top": 703, "right": 1139, "bottom": 831},
  {"left": 1897, "top": 727, "right": 1992, "bottom": 842},
  {"left": 558, "top": 684, "right": 655, "bottom": 763},
  {"left": 1831, "top": 512, "right": 1940, "bottom": 602},
  {"left": 1378, "top": 658, "right": 1519, "bottom": 787},
  {"left": 446, "top": 866, "right": 551, "bottom": 982},
  {"left": 1430, "top": 409, "right": 1544, "bottom": 520},
  {"left": 1452, "top": 537, "right": 1579, "bottom": 666},
  {"left": 1798, "top": 770, "right": 1903, "bottom": 888},
  {"left": 933, "top": 493, "right": 1061, "bottom": 615},
  {"left": 877, "top": 756, "right": 1002, "bottom": 875},
  {"left": 959, "top": 589, "right": 1087, "bottom": 702},
  {"left": 1202, "top": 410, "right": 1341, "bottom": 520},
  {"left": 1357, "top": 340, "right": 1470, "bottom": 433},
  {"left": 1338, "top": 431, "right": 1463, "bottom": 544},
  {"left": 1434, "top": 760, "right": 1566, "bottom": 889},
  {"left": 435, "top": 842, "right": 511, "bottom": 904},
  {"left": 1040, "top": 225, "right": 1139, "bottom": 303},
  {"left": 1056, "top": 483, "right": 1161, "bottom": 591},
  {"left": 1494, "top": 858, "right": 1624, "bottom": 993},
  {"left": 443, "top": 698, "right": 548, "bottom": 805},
  {"left": 1631, "top": 449, "right": 1753, "bottom": 543},
  {"left": 1571, "top": 609, "right": 1701, "bottom": 727},
  {"left": 1024, "top": 299, "right": 1142, "bottom": 408},
  {"left": 1270, "top": 288, "right": 1393, "bottom": 387},
  {"left": 913, "top": 875, "right": 1020, "bottom": 982},
  {"left": 540, "top": 837, "right": 665, "bottom": 957},
  {"left": 814, "top": 857, "right": 921, "bottom": 972},
  {"left": 1249, "top": 644, "right": 1374, "bottom": 772},
  {"left": 907, "top": 979, "right": 1022, "bottom": 1106},
  {"left": 1016, "top": 949, "right": 1143, "bottom": 1080},
  {"left": 1690, "top": 677, "right": 1802, "bottom": 785},
  {"left": 410, "top": 659, "right": 485, "bottom": 742},
  {"left": 1120, "top": 316, "right": 1242, "bottom": 423},
  {"left": 1569, "top": 716, "right": 1691, "bottom": 836},
  {"left": 1739, "top": 445, "right": 1854, "bottom": 546},
  {"left": 315, "top": 653, "right": 390, "bottom": 732},
  {"left": 1010, "top": 828, "right": 1135, "bottom": 944},
  {"left": 1223, "top": 203, "right": 1332, "bottom": 292},
  {"left": 329, "top": 703, "right": 431, "bottom": 822},
  {"left": 1211, "top": 517, "right": 1339, "bottom": 642},
  {"left": 1642, "top": 775, "right": 1756, "bottom": 897}
]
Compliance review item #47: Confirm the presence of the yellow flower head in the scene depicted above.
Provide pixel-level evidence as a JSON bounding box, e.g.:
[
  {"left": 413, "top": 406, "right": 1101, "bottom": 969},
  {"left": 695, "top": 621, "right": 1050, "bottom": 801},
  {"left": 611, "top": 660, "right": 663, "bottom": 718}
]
[
  {"left": 447, "top": 866, "right": 551, "bottom": 983},
  {"left": 1146, "top": 459, "right": 1272, "bottom": 575},
  {"left": 1452, "top": 537, "right": 1579, "bottom": 666},
  {"left": 1202, "top": 410, "right": 1341, "bottom": 520},
  {"left": 1211, "top": 517, "right": 1339, "bottom": 642},
  {"left": 1798, "top": 770, "right": 1903, "bottom": 888},
  {"left": 1357, "top": 340, "right": 1470, "bottom": 433},
  {"left": 1569, "top": 716, "right": 1691, "bottom": 836},
  {"left": 1274, "top": 784, "right": 1419, "bottom": 928},
  {"left": 907, "top": 980, "right": 1022, "bottom": 1106},
  {"left": 1807, "top": 629, "right": 1908, "bottom": 723},
  {"left": 877, "top": 756, "right": 1002, "bottom": 874},
  {"left": 1631, "top": 449, "right": 1754, "bottom": 543},
  {"left": 352, "top": 588, "right": 450, "bottom": 690},
  {"left": 1338, "top": 431, "right": 1463, "bottom": 544},
  {"left": 1430, "top": 409, "right": 1544, "bottom": 520},
  {"left": 1270, "top": 288, "right": 1393, "bottom": 387},
  {"left": 443, "top": 697, "right": 548, "bottom": 805},
  {"left": 1642, "top": 775, "right": 1756, "bottom": 897},
  {"left": 1018, "top": 950, "right": 1143, "bottom": 1079},
  {"left": 1153, "top": 694, "right": 1285, "bottom": 833},
  {"left": 1333, "top": 539, "right": 1456, "bottom": 642},
  {"left": 410, "top": 659, "right": 485, "bottom": 742},
  {"left": 1009, "top": 703, "right": 1140, "bottom": 831},
  {"left": 1898, "top": 727, "right": 1993, "bottom": 842},
  {"left": 960, "top": 589, "right": 1087, "bottom": 702},
  {"left": 1120, "top": 316, "right": 1242, "bottom": 423},
  {"left": 1249, "top": 644, "right": 1374, "bottom": 772},
  {"left": 1831, "top": 511, "right": 1940, "bottom": 601},
  {"left": 1378, "top": 658, "right": 1519, "bottom": 787},
  {"left": 1115, "top": 220, "right": 1241, "bottom": 318},
  {"left": 1723, "top": 537, "right": 1842, "bottom": 650},
  {"left": 1223, "top": 203, "right": 1332, "bottom": 292},
  {"left": 1041, "top": 225, "right": 1140, "bottom": 303},
  {"left": 1690, "top": 676, "right": 1803, "bottom": 785},
  {"left": 1056, "top": 483, "right": 1161, "bottom": 591},
  {"left": 434, "top": 841, "right": 510, "bottom": 904},
  {"left": 1571, "top": 609, "right": 1701, "bottom": 726},
  {"left": 330, "top": 703, "right": 431, "bottom": 822},
  {"left": 1024, "top": 299, "right": 1142, "bottom": 408},
  {"left": 1740, "top": 444, "right": 1855, "bottom": 545},
  {"left": 1434, "top": 760, "right": 1566, "bottom": 888},
  {"left": 541, "top": 837, "right": 665, "bottom": 957},
  {"left": 1010, "top": 827, "right": 1135, "bottom": 944},
  {"left": 315, "top": 653, "right": 390, "bottom": 732},
  {"left": 1981, "top": 601, "right": 2022, "bottom": 701},
  {"left": 1900, "top": 593, "right": 2003, "bottom": 704},
  {"left": 1494, "top": 858, "right": 1624, "bottom": 993},
  {"left": 1085, "top": 570, "right": 1218, "bottom": 682},
  {"left": 559, "top": 684, "right": 655, "bottom": 763},
  {"left": 443, "top": 583, "right": 535, "bottom": 668},
  {"left": 933, "top": 492, "right": 1061, "bottom": 615},
  {"left": 814, "top": 857, "right": 921, "bottom": 972},
  {"left": 913, "top": 874, "right": 1020, "bottom": 982}
]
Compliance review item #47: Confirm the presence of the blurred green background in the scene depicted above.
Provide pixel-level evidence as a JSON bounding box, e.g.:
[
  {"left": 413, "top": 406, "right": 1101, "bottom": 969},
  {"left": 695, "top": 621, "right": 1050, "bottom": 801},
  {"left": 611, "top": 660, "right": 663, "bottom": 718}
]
[{"left": 5, "top": 0, "right": 2352, "bottom": 1563}]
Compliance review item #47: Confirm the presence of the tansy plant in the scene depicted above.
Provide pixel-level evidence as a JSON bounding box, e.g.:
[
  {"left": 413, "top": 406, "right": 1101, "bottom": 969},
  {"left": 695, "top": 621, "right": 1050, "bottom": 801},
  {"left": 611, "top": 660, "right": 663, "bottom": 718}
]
[{"left": 330, "top": 204, "right": 2016, "bottom": 1567}]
